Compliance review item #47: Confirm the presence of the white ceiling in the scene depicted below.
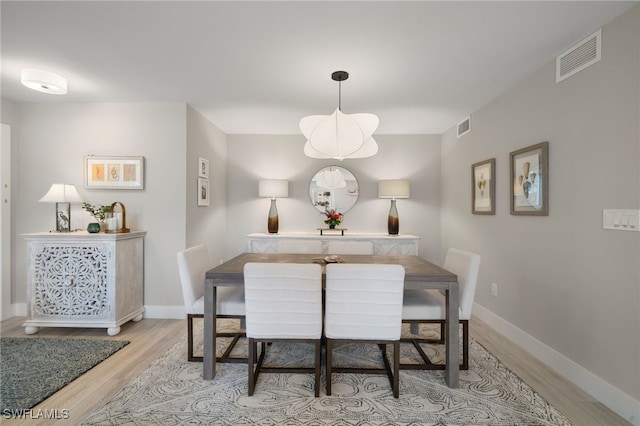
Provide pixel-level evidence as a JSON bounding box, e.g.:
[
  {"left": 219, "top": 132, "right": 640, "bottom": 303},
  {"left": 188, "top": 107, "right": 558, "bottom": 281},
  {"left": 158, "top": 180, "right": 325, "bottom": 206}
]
[{"left": 1, "top": 1, "right": 635, "bottom": 135}]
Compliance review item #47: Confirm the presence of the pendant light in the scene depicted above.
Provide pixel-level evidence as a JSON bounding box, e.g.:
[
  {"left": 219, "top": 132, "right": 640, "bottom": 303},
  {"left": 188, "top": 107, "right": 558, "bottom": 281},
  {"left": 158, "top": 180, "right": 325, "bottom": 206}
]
[
  {"left": 300, "top": 71, "right": 378, "bottom": 160},
  {"left": 316, "top": 167, "right": 346, "bottom": 189}
]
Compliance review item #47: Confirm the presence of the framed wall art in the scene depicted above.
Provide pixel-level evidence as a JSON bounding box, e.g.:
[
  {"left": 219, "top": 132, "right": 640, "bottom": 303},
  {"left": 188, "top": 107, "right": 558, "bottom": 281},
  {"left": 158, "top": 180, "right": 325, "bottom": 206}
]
[
  {"left": 198, "top": 157, "right": 209, "bottom": 178},
  {"left": 510, "top": 141, "right": 548, "bottom": 215},
  {"left": 84, "top": 156, "right": 144, "bottom": 189},
  {"left": 472, "top": 158, "right": 495, "bottom": 215},
  {"left": 197, "top": 178, "right": 210, "bottom": 206}
]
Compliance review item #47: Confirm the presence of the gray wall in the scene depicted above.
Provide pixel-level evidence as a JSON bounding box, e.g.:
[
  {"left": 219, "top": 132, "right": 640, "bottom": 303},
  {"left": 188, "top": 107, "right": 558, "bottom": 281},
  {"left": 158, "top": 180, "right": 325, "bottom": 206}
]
[
  {"left": 186, "top": 106, "right": 228, "bottom": 265},
  {"left": 226, "top": 134, "right": 442, "bottom": 262},
  {"left": 440, "top": 6, "right": 639, "bottom": 400},
  {"left": 8, "top": 102, "right": 188, "bottom": 309}
]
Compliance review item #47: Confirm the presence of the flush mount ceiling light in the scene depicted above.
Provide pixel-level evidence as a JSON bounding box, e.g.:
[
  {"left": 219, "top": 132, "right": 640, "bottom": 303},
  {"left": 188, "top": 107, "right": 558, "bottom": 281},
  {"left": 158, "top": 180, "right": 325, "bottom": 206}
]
[
  {"left": 300, "top": 71, "right": 378, "bottom": 161},
  {"left": 21, "top": 69, "right": 67, "bottom": 95}
]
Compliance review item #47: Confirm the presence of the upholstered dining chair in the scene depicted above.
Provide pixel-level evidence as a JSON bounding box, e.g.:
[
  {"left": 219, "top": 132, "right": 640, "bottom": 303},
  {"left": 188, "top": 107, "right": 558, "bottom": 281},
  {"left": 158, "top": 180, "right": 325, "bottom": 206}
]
[
  {"left": 276, "top": 239, "right": 323, "bottom": 254},
  {"left": 402, "top": 248, "right": 481, "bottom": 370},
  {"left": 326, "top": 241, "right": 374, "bottom": 255},
  {"left": 177, "top": 245, "right": 246, "bottom": 362},
  {"left": 244, "top": 262, "right": 323, "bottom": 397},
  {"left": 324, "top": 263, "right": 405, "bottom": 398}
]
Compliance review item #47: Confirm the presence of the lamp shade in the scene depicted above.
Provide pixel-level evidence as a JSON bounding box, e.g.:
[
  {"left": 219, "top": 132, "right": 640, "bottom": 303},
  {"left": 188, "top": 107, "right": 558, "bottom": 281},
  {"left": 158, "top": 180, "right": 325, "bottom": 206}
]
[
  {"left": 258, "top": 179, "right": 289, "bottom": 198},
  {"left": 301, "top": 109, "right": 379, "bottom": 160},
  {"left": 316, "top": 168, "right": 346, "bottom": 189},
  {"left": 21, "top": 69, "right": 67, "bottom": 95},
  {"left": 378, "top": 180, "right": 410, "bottom": 199},
  {"left": 38, "top": 184, "right": 83, "bottom": 203}
]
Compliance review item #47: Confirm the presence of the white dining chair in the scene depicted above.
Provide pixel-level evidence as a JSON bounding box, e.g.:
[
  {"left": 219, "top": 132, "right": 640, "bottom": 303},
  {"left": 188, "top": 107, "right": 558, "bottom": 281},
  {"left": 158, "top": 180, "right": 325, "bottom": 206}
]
[
  {"left": 402, "top": 248, "right": 481, "bottom": 370},
  {"left": 324, "top": 263, "right": 405, "bottom": 398},
  {"left": 244, "top": 262, "right": 323, "bottom": 397},
  {"left": 326, "top": 241, "right": 374, "bottom": 255},
  {"left": 177, "top": 245, "right": 246, "bottom": 362},
  {"left": 276, "top": 239, "right": 323, "bottom": 254}
]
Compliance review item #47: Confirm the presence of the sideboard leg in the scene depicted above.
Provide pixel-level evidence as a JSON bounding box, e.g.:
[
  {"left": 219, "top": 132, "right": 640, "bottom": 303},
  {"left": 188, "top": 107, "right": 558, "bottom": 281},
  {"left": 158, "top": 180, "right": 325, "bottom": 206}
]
[
  {"left": 24, "top": 326, "right": 39, "bottom": 335},
  {"left": 107, "top": 326, "right": 121, "bottom": 336}
]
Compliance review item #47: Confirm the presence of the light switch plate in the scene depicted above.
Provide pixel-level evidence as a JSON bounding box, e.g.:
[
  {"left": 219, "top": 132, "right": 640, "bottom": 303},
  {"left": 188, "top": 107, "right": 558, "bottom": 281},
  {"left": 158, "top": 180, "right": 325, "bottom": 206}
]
[{"left": 603, "top": 209, "right": 639, "bottom": 231}]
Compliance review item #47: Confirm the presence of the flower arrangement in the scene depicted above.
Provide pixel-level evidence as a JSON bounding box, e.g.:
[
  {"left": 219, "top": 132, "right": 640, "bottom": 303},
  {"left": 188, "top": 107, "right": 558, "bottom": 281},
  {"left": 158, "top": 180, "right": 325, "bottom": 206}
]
[
  {"left": 323, "top": 208, "right": 343, "bottom": 228},
  {"left": 82, "top": 202, "right": 112, "bottom": 223}
]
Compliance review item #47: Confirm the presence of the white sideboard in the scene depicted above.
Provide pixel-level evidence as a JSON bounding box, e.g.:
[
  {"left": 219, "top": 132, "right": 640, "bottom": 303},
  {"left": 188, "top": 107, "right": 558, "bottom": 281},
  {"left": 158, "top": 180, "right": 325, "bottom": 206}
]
[
  {"left": 22, "top": 231, "right": 146, "bottom": 336},
  {"left": 247, "top": 232, "right": 419, "bottom": 255}
]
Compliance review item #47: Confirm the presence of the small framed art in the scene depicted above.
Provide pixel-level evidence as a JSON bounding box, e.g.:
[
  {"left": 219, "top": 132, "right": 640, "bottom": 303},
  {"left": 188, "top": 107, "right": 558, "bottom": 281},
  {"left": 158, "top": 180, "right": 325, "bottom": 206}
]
[
  {"left": 472, "top": 158, "right": 495, "bottom": 215},
  {"left": 84, "top": 156, "right": 144, "bottom": 189},
  {"left": 198, "top": 157, "right": 209, "bottom": 178},
  {"left": 197, "top": 178, "right": 210, "bottom": 206},
  {"left": 510, "top": 141, "right": 548, "bottom": 215}
]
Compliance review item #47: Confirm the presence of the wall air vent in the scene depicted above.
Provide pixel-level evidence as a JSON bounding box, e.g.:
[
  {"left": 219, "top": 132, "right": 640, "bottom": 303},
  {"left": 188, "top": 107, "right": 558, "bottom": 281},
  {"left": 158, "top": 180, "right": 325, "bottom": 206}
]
[
  {"left": 556, "top": 29, "right": 601, "bottom": 83},
  {"left": 457, "top": 116, "right": 471, "bottom": 138}
]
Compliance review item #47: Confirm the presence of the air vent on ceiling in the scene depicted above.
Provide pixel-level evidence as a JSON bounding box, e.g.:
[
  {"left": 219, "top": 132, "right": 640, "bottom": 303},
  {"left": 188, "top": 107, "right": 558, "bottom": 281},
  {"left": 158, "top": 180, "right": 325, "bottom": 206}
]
[
  {"left": 457, "top": 116, "right": 471, "bottom": 138},
  {"left": 556, "top": 29, "right": 601, "bottom": 83}
]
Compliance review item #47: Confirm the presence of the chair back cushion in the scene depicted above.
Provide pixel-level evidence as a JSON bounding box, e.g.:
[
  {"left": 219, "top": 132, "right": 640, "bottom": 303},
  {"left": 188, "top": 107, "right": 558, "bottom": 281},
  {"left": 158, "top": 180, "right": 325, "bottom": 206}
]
[
  {"left": 325, "top": 264, "right": 405, "bottom": 341},
  {"left": 444, "top": 248, "right": 481, "bottom": 319},
  {"left": 326, "top": 241, "right": 374, "bottom": 255},
  {"left": 276, "top": 240, "right": 323, "bottom": 254},
  {"left": 244, "top": 263, "right": 322, "bottom": 339},
  {"left": 177, "top": 245, "right": 211, "bottom": 315}
]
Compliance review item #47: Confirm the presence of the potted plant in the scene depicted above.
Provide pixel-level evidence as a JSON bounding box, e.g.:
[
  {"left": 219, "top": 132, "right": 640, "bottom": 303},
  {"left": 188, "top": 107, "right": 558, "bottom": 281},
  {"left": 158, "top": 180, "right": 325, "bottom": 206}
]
[
  {"left": 82, "top": 202, "right": 112, "bottom": 233},
  {"left": 323, "top": 208, "right": 343, "bottom": 229}
]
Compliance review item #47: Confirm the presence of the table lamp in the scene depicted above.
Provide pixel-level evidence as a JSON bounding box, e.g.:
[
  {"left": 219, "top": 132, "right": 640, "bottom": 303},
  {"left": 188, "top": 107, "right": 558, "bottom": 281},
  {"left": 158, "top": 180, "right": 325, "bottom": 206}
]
[
  {"left": 258, "top": 179, "right": 289, "bottom": 234},
  {"left": 38, "top": 183, "right": 83, "bottom": 232},
  {"left": 378, "top": 179, "right": 410, "bottom": 235}
]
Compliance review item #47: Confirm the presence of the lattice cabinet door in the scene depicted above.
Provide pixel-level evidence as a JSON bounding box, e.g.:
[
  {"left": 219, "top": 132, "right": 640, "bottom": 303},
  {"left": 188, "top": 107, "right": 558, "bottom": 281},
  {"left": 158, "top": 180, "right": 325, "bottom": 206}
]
[
  {"left": 31, "top": 243, "right": 112, "bottom": 319},
  {"left": 23, "top": 231, "right": 146, "bottom": 335}
]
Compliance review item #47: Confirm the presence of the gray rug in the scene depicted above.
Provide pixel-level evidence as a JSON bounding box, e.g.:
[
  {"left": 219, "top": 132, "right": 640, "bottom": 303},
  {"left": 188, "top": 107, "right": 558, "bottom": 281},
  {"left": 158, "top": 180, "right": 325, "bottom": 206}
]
[
  {"left": 82, "top": 321, "right": 572, "bottom": 425},
  {"left": 1, "top": 337, "right": 129, "bottom": 411}
]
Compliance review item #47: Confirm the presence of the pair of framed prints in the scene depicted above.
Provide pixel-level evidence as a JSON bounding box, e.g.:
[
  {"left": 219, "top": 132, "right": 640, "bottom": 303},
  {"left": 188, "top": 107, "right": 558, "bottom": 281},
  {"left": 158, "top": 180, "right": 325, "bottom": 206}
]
[{"left": 472, "top": 141, "right": 548, "bottom": 216}]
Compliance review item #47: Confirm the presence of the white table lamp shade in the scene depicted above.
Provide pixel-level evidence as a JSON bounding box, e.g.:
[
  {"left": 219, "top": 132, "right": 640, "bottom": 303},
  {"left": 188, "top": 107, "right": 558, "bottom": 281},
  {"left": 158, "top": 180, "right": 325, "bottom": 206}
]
[
  {"left": 38, "top": 184, "right": 83, "bottom": 203},
  {"left": 378, "top": 179, "right": 410, "bottom": 199},
  {"left": 258, "top": 179, "right": 289, "bottom": 199},
  {"left": 38, "top": 183, "right": 82, "bottom": 232}
]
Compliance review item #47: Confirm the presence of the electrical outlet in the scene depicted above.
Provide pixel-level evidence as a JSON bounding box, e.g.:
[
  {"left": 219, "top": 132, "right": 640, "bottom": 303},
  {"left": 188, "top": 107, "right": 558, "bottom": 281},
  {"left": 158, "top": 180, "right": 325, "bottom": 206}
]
[{"left": 491, "top": 282, "right": 498, "bottom": 297}]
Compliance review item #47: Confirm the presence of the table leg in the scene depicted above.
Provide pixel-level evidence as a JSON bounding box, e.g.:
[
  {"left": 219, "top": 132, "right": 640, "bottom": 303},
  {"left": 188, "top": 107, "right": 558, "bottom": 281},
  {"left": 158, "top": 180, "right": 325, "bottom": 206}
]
[
  {"left": 203, "top": 281, "right": 217, "bottom": 380},
  {"left": 445, "top": 282, "right": 460, "bottom": 388}
]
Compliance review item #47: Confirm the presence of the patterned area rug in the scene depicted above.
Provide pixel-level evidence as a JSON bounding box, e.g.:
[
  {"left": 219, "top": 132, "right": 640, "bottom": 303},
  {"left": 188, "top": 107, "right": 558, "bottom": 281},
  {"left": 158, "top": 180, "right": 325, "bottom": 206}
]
[
  {"left": 1, "top": 337, "right": 129, "bottom": 411},
  {"left": 83, "top": 321, "right": 572, "bottom": 425}
]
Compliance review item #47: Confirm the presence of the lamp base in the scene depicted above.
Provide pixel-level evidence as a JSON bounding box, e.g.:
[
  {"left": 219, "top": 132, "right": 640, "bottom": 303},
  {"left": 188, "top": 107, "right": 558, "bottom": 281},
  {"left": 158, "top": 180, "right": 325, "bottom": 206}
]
[
  {"left": 55, "top": 202, "right": 71, "bottom": 232},
  {"left": 267, "top": 198, "right": 279, "bottom": 234},
  {"left": 388, "top": 199, "right": 399, "bottom": 235}
]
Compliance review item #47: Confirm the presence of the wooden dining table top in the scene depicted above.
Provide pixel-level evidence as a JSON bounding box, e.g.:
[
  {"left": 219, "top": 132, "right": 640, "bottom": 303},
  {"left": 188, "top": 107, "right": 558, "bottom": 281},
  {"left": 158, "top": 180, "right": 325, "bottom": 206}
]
[
  {"left": 203, "top": 251, "right": 461, "bottom": 388},
  {"left": 205, "top": 252, "right": 457, "bottom": 289}
]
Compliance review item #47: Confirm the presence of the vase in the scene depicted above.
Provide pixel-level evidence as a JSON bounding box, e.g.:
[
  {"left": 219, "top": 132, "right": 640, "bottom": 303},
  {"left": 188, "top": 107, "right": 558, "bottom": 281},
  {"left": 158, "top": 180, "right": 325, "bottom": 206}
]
[
  {"left": 329, "top": 224, "right": 336, "bottom": 229},
  {"left": 87, "top": 222, "right": 101, "bottom": 233}
]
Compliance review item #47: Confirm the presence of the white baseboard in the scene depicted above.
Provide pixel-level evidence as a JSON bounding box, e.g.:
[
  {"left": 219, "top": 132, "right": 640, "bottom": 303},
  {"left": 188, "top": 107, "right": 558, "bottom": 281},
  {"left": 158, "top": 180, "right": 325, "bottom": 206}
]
[
  {"left": 143, "top": 305, "right": 185, "bottom": 320},
  {"left": 473, "top": 302, "right": 640, "bottom": 425},
  {"left": 13, "top": 302, "right": 26, "bottom": 317}
]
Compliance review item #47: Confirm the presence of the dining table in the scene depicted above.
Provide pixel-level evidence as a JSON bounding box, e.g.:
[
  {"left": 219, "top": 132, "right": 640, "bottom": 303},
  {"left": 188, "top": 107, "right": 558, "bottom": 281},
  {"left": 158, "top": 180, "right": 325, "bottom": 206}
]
[{"left": 203, "top": 252, "right": 460, "bottom": 388}]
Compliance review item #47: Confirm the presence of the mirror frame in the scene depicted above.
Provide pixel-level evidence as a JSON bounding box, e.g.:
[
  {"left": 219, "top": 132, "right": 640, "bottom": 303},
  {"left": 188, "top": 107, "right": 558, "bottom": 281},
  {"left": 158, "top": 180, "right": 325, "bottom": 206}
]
[{"left": 309, "top": 166, "right": 359, "bottom": 213}]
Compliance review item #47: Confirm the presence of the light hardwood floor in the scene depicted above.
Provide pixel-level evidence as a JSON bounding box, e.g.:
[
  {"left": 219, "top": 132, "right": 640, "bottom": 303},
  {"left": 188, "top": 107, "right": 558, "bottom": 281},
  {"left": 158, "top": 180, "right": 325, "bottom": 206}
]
[{"left": 1, "top": 315, "right": 630, "bottom": 425}]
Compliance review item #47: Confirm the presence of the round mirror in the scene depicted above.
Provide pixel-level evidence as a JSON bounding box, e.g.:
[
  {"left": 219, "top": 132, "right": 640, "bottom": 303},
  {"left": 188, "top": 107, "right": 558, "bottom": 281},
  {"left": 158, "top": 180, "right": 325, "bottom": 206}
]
[{"left": 309, "top": 166, "right": 359, "bottom": 213}]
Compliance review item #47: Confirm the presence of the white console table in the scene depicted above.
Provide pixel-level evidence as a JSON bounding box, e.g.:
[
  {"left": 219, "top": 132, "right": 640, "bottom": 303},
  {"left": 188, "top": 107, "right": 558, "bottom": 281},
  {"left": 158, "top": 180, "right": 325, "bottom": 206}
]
[
  {"left": 22, "top": 231, "right": 146, "bottom": 336},
  {"left": 247, "top": 232, "right": 419, "bottom": 255}
]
